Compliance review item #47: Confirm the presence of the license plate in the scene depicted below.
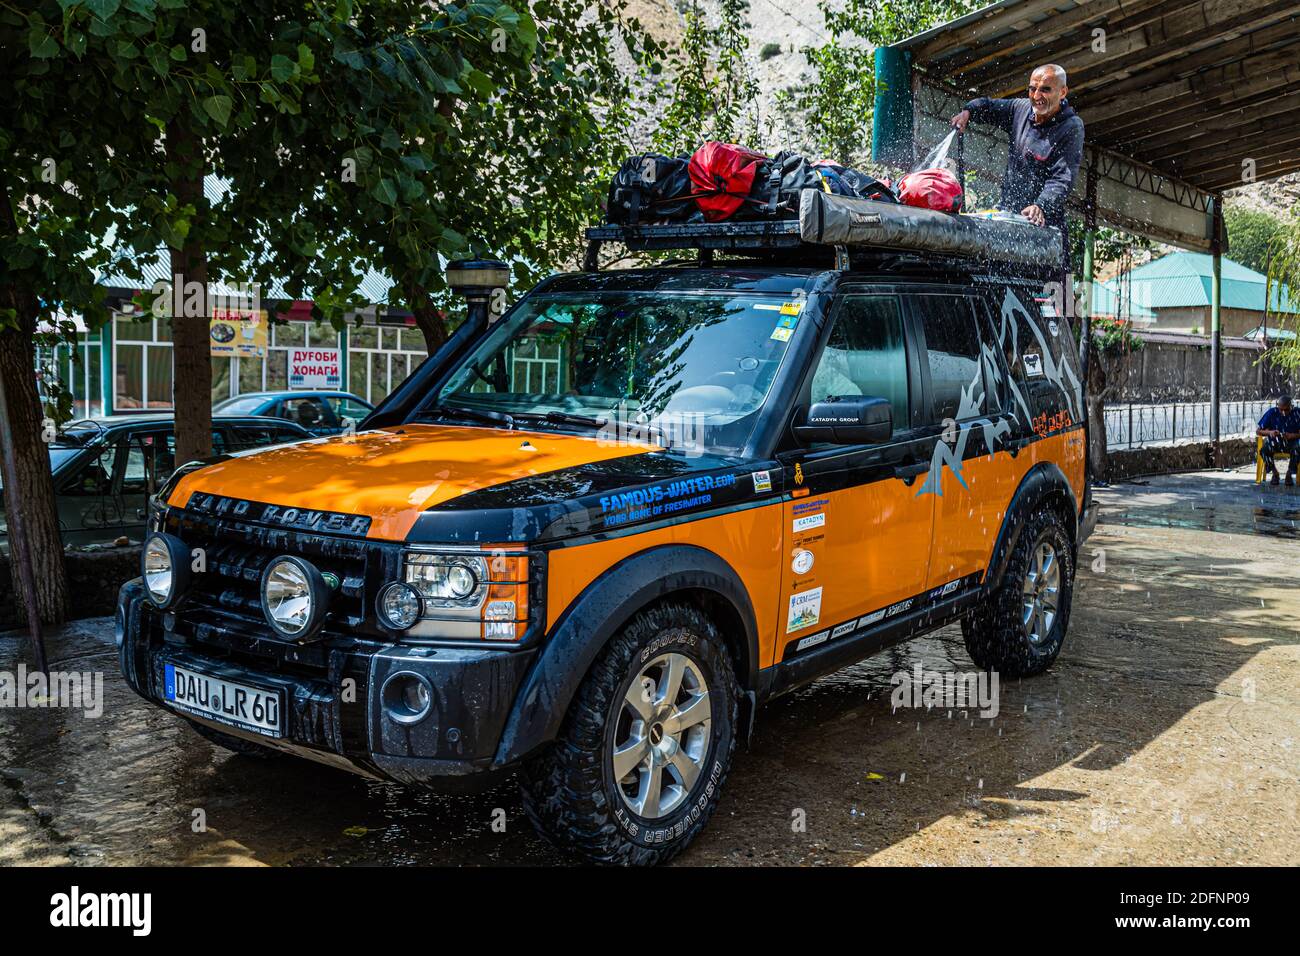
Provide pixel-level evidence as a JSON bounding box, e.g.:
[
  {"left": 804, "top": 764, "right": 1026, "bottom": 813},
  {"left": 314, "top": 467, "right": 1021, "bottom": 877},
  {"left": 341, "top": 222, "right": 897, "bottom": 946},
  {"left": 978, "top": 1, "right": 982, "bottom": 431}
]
[{"left": 164, "top": 663, "right": 283, "bottom": 737}]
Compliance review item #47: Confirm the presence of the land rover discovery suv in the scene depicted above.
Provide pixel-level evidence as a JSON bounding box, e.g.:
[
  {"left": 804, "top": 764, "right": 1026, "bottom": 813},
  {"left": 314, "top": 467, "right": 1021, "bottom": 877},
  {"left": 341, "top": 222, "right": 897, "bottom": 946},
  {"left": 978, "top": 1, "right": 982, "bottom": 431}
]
[{"left": 119, "top": 242, "right": 1094, "bottom": 865}]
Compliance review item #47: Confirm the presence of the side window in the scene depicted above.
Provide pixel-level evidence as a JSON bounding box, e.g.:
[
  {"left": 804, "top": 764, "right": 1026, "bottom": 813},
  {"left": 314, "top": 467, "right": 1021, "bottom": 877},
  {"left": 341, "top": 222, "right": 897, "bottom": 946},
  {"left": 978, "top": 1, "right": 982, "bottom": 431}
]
[
  {"left": 809, "top": 295, "right": 909, "bottom": 435},
  {"left": 117, "top": 438, "right": 149, "bottom": 496},
  {"left": 62, "top": 449, "right": 112, "bottom": 497},
  {"left": 915, "top": 295, "right": 987, "bottom": 423},
  {"left": 327, "top": 397, "right": 371, "bottom": 424}
]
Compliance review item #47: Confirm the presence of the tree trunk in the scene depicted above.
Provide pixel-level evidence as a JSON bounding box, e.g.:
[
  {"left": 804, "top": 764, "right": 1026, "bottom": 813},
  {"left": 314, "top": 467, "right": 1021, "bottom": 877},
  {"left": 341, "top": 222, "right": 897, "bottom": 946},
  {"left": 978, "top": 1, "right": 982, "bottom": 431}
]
[
  {"left": 403, "top": 278, "right": 450, "bottom": 355},
  {"left": 0, "top": 290, "right": 69, "bottom": 626},
  {"left": 167, "top": 119, "right": 212, "bottom": 465},
  {"left": 1085, "top": 338, "right": 1109, "bottom": 481}
]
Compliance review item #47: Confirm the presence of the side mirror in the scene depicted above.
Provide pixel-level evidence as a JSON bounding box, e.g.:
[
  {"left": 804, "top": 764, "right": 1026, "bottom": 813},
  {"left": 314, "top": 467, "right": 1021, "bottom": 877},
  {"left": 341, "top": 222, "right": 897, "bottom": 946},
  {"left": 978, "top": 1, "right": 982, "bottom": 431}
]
[{"left": 794, "top": 395, "right": 893, "bottom": 445}]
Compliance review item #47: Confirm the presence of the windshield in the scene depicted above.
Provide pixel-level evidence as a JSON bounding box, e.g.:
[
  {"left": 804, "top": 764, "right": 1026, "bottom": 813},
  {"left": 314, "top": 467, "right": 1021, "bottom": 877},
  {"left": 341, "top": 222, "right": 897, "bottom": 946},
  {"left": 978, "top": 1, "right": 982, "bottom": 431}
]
[{"left": 428, "top": 291, "right": 802, "bottom": 455}]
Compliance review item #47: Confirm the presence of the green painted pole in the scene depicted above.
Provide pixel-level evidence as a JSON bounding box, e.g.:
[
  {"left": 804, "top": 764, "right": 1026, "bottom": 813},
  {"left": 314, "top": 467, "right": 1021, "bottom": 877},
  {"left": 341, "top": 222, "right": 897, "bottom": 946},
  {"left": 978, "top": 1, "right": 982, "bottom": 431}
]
[{"left": 1210, "top": 196, "right": 1223, "bottom": 447}]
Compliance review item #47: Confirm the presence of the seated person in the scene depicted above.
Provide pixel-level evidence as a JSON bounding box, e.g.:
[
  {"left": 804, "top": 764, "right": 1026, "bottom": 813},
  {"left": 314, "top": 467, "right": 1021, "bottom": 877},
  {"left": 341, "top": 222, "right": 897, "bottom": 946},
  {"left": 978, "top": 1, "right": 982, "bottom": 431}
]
[{"left": 1257, "top": 394, "right": 1300, "bottom": 486}]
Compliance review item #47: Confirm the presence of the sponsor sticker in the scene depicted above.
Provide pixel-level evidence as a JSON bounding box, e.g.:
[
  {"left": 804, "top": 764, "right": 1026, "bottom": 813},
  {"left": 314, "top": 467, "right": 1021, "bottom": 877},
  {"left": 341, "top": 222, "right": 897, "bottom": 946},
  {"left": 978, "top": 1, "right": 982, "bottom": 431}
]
[
  {"left": 886, "top": 598, "right": 913, "bottom": 618},
  {"left": 1048, "top": 319, "right": 1060, "bottom": 337},
  {"left": 796, "top": 630, "right": 829, "bottom": 652},
  {"left": 792, "top": 549, "right": 815, "bottom": 575},
  {"left": 792, "top": 512, "right": 825, "bottom": 534},
  {"left": 858, "top": 609, "right": 886, "bottom": 627},
  {"left": 786, "top": 587, "right": 823, "bottom": 633},
  {"left": 1022, "top": 352, "right": 1045, "bottom": 378},
  {"left": 751, "top": 470, "right": 772, "bottom": 493},
  {"left": 831, "top": 621, "right": 855, "bottom": 639}
]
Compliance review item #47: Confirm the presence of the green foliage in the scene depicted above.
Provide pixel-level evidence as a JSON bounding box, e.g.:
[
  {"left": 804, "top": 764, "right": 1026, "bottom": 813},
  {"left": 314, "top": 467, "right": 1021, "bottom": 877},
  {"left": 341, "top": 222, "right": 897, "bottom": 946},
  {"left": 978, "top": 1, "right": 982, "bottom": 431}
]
[
  {"left": 1224, "top": 206, "right": 1288, "bottom": 275},
  {"left": 1263, "top": 203, "right": 1300, "bottom": 374},
  {"left": 1090, "top": 315, "right": 1143, "bottom": 354},
  {"left": 1069, "top": 225, "right": 1151, "bottom": 278},
  {"left": 652, "top": 0, "right": 759, "bottom": 154},
  {"left": 759, "top": 42, "right": 782, "bottom": 61},
  {"left": 3, "top": 0, "right": 664, "bottom": 344},
  {"left": 794, "top": 0, "right": 981, "bottom": 166}
]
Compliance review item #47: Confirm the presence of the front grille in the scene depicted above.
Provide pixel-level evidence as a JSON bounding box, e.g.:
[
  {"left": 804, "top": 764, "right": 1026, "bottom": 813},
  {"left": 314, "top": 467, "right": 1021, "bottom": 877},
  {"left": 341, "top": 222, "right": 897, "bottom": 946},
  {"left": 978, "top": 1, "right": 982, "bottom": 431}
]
[{"left": 163, "top": 506, "right": 401, "bottom": 660}]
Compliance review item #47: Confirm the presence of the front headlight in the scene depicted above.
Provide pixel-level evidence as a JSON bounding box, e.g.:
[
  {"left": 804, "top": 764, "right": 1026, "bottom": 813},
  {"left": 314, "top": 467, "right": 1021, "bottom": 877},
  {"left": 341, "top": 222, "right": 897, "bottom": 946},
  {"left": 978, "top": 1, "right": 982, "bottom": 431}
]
[
  {"left": 142, "top": 532, "right": 189, "bottom": 608},
  {"left": 399, "top": 550, "right": 530, "bottom": 641},
  {"left": 405, "top": 554, "right": 488, "bottom": 607}
]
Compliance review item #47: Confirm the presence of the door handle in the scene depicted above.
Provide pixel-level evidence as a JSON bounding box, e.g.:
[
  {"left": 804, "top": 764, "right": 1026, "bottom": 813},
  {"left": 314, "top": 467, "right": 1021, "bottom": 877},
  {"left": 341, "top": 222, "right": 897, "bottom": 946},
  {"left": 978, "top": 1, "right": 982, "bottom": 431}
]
[{"left": 893, "top": 462, "right": 929, "bottom": 485}]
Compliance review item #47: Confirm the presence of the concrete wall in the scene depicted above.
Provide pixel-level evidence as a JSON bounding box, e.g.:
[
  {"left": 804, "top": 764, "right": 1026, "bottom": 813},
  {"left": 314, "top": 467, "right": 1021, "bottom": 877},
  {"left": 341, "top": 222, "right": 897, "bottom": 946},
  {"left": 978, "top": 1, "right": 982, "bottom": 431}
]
[
  {"left": 1105, "top": 437, "right": 1255, "bottom": 482},
  {"left": 1146, "top": 306, "right": 1262, "bottom": 337},
  {"left": 1099, "top": 336, "right": 1295, "bottom": 403}
]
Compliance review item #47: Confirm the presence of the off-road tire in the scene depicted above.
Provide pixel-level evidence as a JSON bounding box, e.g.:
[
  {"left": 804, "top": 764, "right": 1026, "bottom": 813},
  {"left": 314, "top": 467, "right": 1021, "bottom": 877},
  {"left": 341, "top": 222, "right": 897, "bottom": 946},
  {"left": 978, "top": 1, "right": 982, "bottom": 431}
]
[
  {"left": 962, "top": 505, "right": 1074, "bottom": 678},
  {"left": 519, "top": 601, "right": 740, "bottom": 865},
  {"left": 189, "top": 719, "right": 279, "bottom": 758}
]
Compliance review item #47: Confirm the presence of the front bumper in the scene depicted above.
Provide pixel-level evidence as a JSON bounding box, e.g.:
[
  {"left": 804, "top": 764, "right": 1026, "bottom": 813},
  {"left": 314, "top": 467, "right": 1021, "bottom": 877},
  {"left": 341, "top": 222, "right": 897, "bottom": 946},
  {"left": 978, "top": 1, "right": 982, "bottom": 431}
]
[{"left": 117, "top": 579, "right": 535, "bottom": 789}]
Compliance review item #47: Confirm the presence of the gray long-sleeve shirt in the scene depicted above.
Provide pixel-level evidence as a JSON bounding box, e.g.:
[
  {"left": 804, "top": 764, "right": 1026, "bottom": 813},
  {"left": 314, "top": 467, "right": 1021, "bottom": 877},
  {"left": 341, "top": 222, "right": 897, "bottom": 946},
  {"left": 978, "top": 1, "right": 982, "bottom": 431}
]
[{"left": 963, "top": 96, "right": 1084, "bottom": 264}]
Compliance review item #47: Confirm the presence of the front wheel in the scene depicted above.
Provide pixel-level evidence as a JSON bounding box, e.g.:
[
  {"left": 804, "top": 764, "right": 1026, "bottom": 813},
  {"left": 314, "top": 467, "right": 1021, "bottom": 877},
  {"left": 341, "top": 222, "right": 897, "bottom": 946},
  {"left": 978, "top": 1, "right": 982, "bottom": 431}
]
[
  {"left": 519, "top": 602, "right": 739, "bottom": 865},
  {"left": 962, "top": 506, "right": 1074, "bottom": 677}
]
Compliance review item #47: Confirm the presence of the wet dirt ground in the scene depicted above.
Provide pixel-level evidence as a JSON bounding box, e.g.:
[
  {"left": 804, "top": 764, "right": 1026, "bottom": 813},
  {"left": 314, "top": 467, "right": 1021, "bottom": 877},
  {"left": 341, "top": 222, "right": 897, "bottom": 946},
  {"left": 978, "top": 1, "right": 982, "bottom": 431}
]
[{"left": 2, "top": 465, "right": 1297, "bottom": 866}]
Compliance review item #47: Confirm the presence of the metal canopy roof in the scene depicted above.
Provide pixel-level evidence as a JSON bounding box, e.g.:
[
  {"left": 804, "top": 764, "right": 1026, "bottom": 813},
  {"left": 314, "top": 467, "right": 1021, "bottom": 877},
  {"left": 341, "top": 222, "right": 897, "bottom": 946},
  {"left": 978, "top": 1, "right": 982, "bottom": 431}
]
[{"left": 879, "top": 0, "right": 1300, "bottom": 251}]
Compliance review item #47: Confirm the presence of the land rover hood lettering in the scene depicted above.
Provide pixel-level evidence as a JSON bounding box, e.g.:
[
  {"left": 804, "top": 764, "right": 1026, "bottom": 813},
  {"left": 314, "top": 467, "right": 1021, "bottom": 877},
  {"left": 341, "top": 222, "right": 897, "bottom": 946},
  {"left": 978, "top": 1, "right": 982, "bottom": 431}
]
[
  {"left": 186, "top": 494, "right": 371, "bottom": 536},
  {"left": 166, "top": 424, "right": 658, "bottom": 541}
]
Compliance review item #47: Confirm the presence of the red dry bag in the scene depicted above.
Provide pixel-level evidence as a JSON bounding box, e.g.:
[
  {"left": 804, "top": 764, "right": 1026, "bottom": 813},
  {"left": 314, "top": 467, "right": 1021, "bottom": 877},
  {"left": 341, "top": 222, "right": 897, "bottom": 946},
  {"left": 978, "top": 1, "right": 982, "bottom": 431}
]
[
  {"left": 688, "top": 142, "right": 769, "bottom": 222},
  {"left": 896, "top": 168, "right": 964, "bottom": 214}
]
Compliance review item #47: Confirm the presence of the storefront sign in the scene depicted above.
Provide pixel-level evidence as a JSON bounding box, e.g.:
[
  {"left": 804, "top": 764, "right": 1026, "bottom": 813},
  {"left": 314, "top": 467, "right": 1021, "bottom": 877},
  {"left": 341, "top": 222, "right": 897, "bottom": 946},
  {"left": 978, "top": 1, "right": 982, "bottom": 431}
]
[
  {"left": 209, "top": 310, "right": 268, "bottom": 358},
  {"left": 288, "top": 348, "right": 341, "bottom": 388}
]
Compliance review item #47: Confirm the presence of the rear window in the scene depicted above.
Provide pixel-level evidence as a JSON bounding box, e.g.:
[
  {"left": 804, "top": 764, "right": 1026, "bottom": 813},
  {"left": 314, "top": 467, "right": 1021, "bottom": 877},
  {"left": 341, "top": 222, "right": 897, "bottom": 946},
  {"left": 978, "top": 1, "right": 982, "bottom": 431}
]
[{"left": 990, "top": 286, "right": 1084, "bottom": 433}]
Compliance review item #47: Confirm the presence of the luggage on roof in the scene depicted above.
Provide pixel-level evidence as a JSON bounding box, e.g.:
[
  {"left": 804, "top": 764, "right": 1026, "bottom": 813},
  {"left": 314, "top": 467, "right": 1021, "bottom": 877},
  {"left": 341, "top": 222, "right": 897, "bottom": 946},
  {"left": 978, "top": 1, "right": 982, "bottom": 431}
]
[{"left": 604, "top": 142, "right": 898, "bottom": 226}]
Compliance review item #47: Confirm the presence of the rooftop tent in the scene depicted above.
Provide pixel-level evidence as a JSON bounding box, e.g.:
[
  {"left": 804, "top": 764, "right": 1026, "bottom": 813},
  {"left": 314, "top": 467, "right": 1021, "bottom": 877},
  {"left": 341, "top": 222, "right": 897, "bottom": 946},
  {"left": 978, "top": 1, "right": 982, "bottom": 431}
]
[{"left": 872, "top": 0, "right": 1300, "bottom": 253}]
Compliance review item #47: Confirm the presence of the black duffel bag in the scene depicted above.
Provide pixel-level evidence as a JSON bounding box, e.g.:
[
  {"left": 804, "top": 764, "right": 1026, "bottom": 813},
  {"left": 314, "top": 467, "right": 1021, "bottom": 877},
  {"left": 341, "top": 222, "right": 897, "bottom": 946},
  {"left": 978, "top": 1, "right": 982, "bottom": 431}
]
[
  {"left": 606, "top": 154, "right": 697, "bottom": 225},
  {"left": 739, "top": 151, "right": 897, "bottom": 218}
]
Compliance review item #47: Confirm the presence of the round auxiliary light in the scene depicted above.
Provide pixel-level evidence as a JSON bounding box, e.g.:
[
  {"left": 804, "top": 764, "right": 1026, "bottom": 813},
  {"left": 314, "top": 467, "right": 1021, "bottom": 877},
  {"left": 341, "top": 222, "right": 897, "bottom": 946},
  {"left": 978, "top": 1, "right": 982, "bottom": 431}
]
[
  {"left": 260, "top": 555, "right": 329, "bottom": 639},
  {"left": 142, "top": 532, "right": 189, "bottom": 608},
  {"left": 377, "top": 582, "right": 422, "bottom": 631}
]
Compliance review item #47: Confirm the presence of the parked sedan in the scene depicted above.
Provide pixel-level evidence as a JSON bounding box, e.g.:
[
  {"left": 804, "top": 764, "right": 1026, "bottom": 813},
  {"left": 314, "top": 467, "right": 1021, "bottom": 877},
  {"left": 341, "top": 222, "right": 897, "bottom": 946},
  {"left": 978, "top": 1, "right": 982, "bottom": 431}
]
[
  {"left": 212, "top": 390, "right": 373, "bottom": 436},
  {"left": 0, "top": 414, "right": 311, "bottom": 551}
]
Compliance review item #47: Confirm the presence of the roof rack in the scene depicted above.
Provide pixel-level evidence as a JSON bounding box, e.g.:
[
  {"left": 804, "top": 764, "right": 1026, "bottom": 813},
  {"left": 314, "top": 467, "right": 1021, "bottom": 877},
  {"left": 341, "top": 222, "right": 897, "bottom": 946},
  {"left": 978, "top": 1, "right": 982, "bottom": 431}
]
[{"left": 584, "top": 190, "right": 1062, "bottom": 276}]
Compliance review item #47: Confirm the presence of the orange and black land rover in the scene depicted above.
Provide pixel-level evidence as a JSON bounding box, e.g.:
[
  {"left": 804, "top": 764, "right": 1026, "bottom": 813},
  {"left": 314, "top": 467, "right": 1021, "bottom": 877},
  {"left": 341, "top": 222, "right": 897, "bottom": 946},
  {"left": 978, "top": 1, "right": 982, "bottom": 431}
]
[{"left": 119, "top": 233, "right": 1096, "bottom": 865}]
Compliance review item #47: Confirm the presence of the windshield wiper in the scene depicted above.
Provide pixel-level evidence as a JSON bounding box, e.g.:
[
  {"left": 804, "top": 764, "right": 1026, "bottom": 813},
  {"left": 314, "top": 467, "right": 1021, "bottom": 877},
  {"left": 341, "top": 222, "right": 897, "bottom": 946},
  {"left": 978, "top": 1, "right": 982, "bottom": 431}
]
[{"left": 424, "top": 403, "right": 515, "bottom": 429}]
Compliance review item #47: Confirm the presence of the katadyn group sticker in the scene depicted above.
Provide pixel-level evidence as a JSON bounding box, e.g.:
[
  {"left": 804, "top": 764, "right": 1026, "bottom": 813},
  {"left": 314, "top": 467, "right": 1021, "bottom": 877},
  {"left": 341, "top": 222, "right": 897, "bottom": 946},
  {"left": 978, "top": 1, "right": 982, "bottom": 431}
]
[
  {"left": 791, "top": 549, "right": 815, "bottom": 574},
  {"left": 786, "top": 587, "right": 823, "bottom": 633}
]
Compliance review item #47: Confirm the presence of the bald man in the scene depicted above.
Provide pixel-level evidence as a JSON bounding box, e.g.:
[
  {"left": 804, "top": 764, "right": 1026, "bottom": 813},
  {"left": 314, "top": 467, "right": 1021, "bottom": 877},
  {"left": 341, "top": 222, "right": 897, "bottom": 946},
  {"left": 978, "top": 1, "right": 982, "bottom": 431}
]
[{"left": 951, "top": 64, "right": 1084, "bottom": 274}]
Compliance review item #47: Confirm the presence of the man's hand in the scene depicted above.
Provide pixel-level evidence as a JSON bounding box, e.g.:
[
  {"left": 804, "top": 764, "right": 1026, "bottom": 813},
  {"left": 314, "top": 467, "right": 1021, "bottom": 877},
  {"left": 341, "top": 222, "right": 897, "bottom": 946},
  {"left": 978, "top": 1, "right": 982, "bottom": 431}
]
[
  {"left": 1021, "top": 204, "right": 1046, "bottom": 226},
  {"left": 951, "top": 110, "right": 970, "bottom": 132}
]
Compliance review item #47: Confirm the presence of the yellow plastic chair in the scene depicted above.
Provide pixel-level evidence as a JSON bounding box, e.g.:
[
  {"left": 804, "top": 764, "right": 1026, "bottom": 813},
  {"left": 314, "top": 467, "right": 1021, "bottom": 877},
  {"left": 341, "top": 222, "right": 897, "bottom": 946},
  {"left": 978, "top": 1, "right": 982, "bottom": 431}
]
[{"left": 1256, "top": 435, "right": 1293, "bottom": 482}]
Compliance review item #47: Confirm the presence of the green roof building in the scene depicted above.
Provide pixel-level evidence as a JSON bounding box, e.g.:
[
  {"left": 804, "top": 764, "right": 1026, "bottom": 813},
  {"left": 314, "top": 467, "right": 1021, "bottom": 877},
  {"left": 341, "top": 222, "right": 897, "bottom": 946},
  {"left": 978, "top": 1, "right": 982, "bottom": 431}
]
[{"left": 1112, "top": 251, "right": 1299, "bottom": 338}]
